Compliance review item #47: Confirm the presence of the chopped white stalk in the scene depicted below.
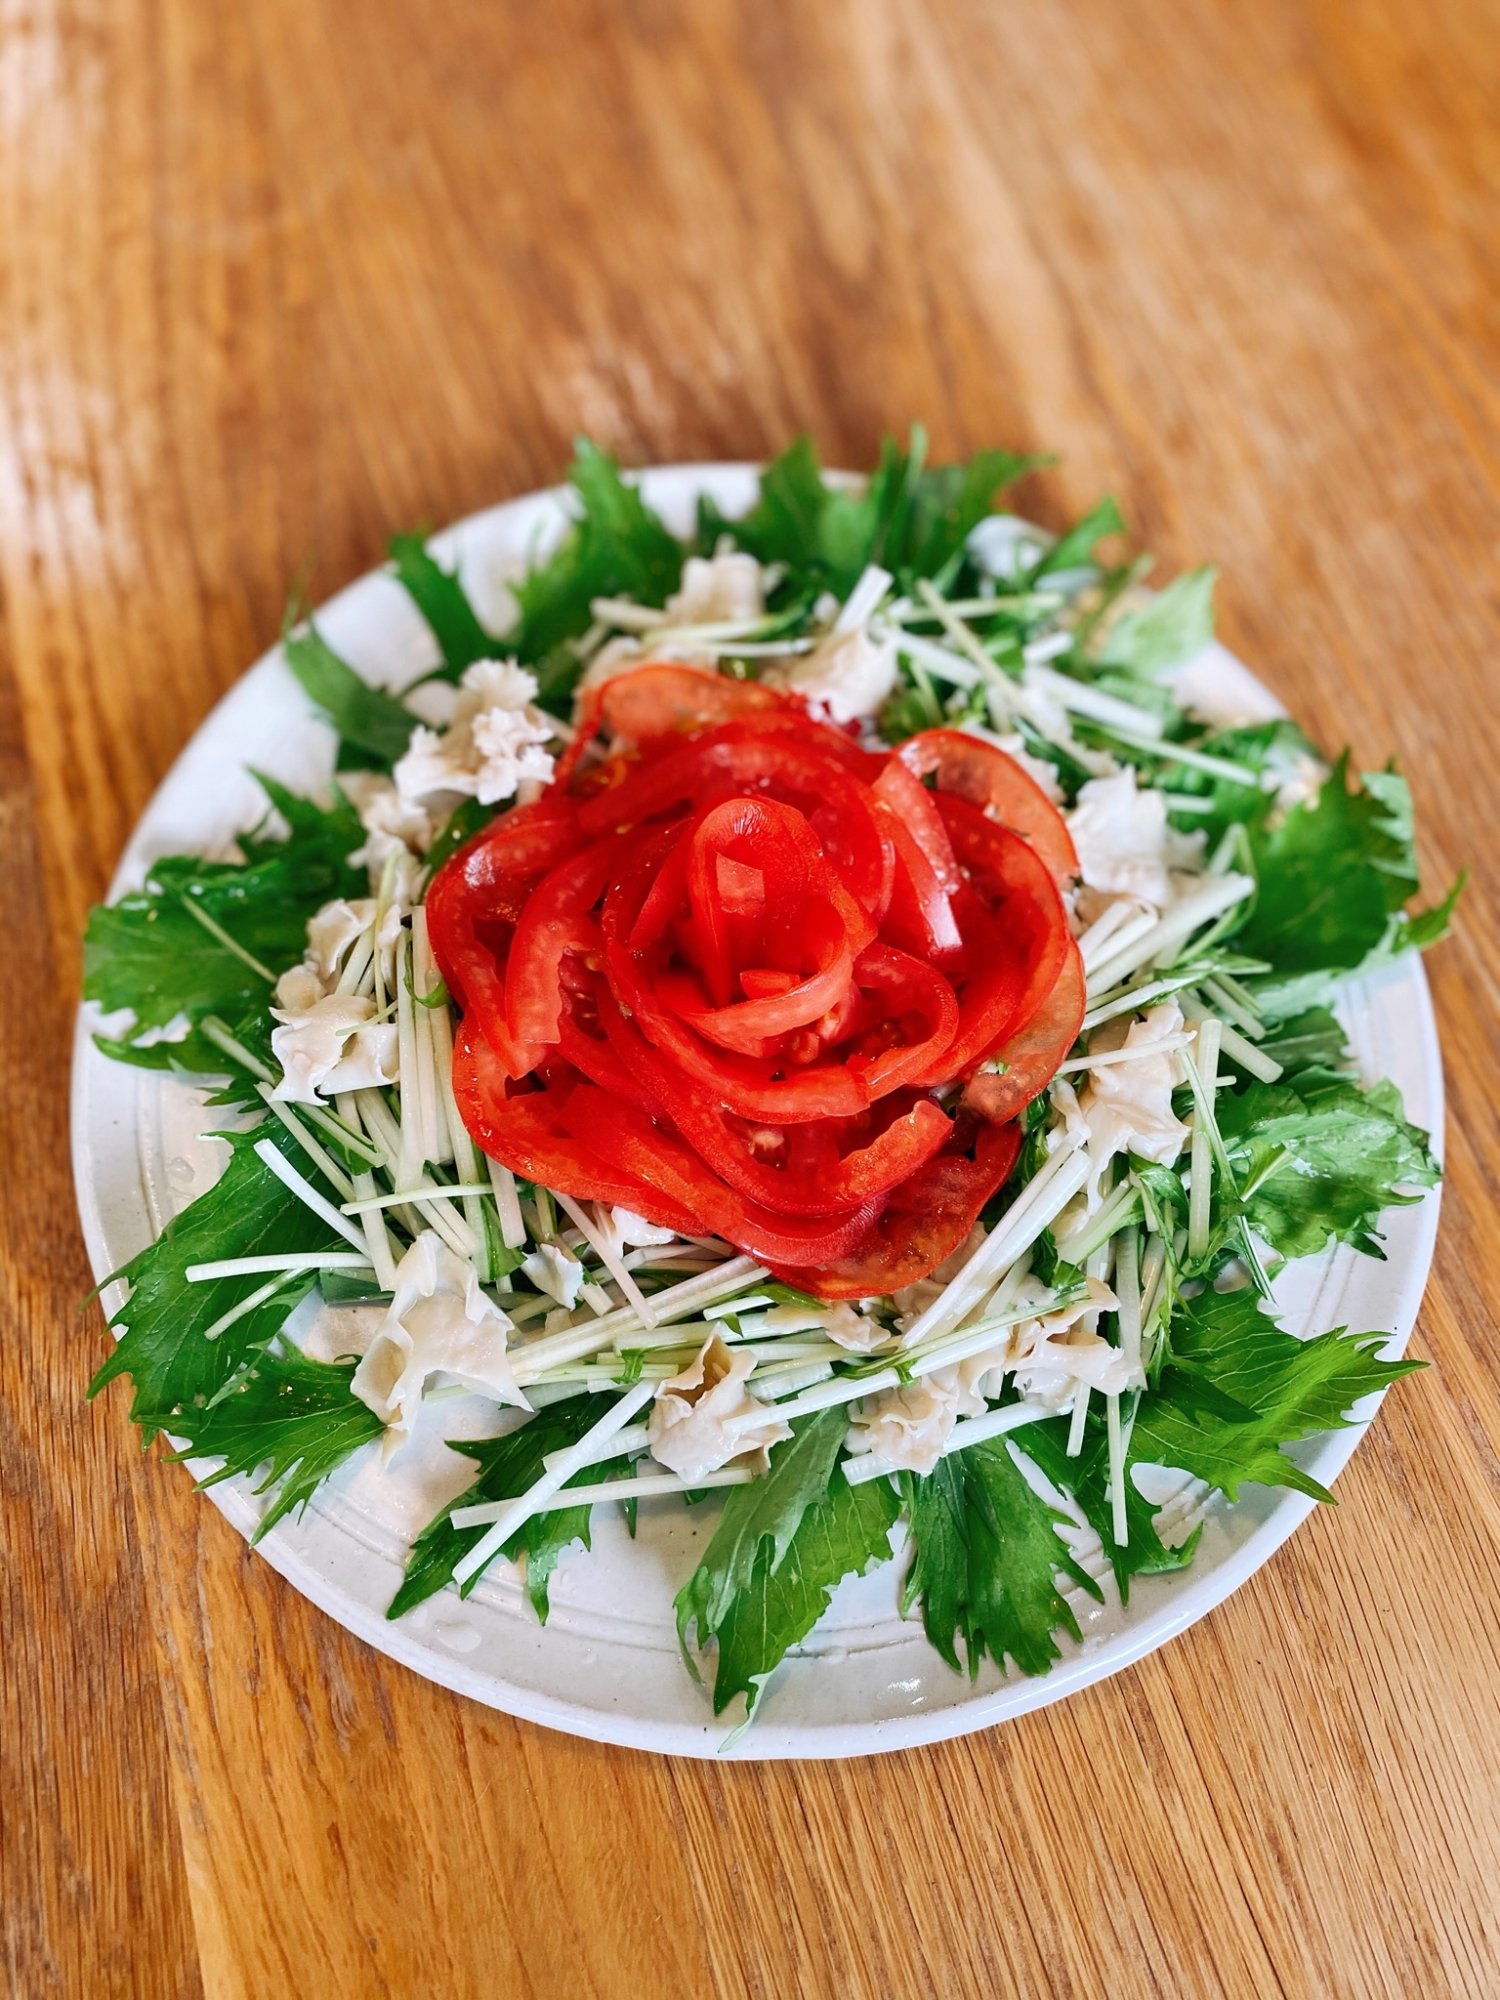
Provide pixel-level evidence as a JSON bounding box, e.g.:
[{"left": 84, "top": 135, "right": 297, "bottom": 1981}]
[
  {"left": 1081, "top": 908, "right": 1158, "bottom": 979},
  {"left": 394, "top": 933, "right": 422, "bottom": 1190},
  {"left": 1187, "top": 1040, "right": 1215, "bottom": 1263},
  {"left": 451, "top": 1378, "right": 657, "bottom": 1581},
  {"left": 1081, "top": 969, "right": 1206, "bottom": 1034},
  {"left": 255, "top": 1086, "right": 356, "bottom": 1201},
  {"left": 334, "top": 930, "right": 375, "bottom": 997},
  {"left": 540, "top": 1422, "right": 652, "bottom": 1476},
  {"left": 703, "top": 1294, "right": 776, "bottom": 1320},
  {"left": 176, "top": 894, "right": 279, "bottom": 983},
  {"left": 511, "top": 1256, "right": 769, "bottom": 1380},
  {"left": 427, "top": 997, "right": 487, "bottom": 1266},
  {"left": 843, "top": 1396, "right": 1057, "bottom": 1484},
  {"left": 452, "top": 1464, "right": 754, "bottom": 1525},
  {"left": 1198, "top": 975, "right": 1267, "bottom": 1040},
  {"left": 1115, "top": 1227, "right": 1143, "bottom": 1376},
  {"left": 186, "top": 1251, "right": 375, "bottom": 1282},
  {"left": 1179, "top": 991, "right": 1282, "bottom": 1083},
  {"left": 409, "top": 1194, "right": 478, "bottom": 1261},
  {"left": 730, "top": 1367, "right": 900, "bottom": 1430},
  {"left": 341, "top": 1183, "right": 494, "bottom": 1214},
  {"left": 1055, "top": 1035, "right": 1193, "bottom": 1075},
  {"left": 410, "top": 911, "right": 450, "bottom": 1166},
  {"left": 1024, "top": 662, "right": 1164, "bottom": 739},
  {"left": 1066, "top": 1385, "right": 1091, "bottom": 1456},
  {"left": 199, "top": 1015, "right": 277, "bottom": 1083},
  {"left": 552, "top": 1190, "right": 658, "bottom": 1327},
  {"left": 1020, "top": 630, "right": 1073, "bottom": 664},
  {"left": 747, "top": 1359, "right": 836, "bottom": 1400},
  {"left": 833, "top": 563, "right": 894, "bottom": 634},
  {"left": 1106, "top": 1393, "right": 1129, "bottom": 1546},
  {"left": 886, "top": 626, "right": 983, "bottom": 689},
  {"left": 488, "top": 1158, "right": 527, "bottom": 1250},
  {"left": 351, "top": 1088, "right": 399, "bottom": 1171},
  {"left": 588, "top": 596, "right": 667, "bottom": 632},
  {"left": 1095, "top": 727, "right": 1272, "bottom": 790},
  {"left": 200, "top": 1273, "right": 295, "bottom": 1341},
  {"left": 1139, "top": 1236, "right": 1169, "bottom": 1343},
  {"left": 253, "top": 1138, "right": 369, "bottom": 1251},
  {"left": 581, "top": 1282, "right": 614, "bottom": 1316},
  {"left": 900, "top": 1143, "right": 1092, "bottom": 1350},
  {"left": 1076, "top": 899, "right": 1149, "bottom": 972},
  {"left": 1085, "top": 873, "right": 1255, "bottom": 998},
  {"left": 350, "top": 1172, "right": 400, "bottom": 1292},
  {"left": 914, "top": 579, "right": 1006, "bottom": 685}
]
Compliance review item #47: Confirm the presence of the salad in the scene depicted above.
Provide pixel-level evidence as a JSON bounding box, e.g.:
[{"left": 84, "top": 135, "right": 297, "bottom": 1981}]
[{"left": 83, "top": 434, "right": 1458, "bottom": 1730}]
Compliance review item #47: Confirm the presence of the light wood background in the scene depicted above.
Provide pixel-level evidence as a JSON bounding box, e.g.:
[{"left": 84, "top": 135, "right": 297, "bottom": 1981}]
[{"left": 4, "top": 3, "right": 1498, "bottom": 1994}]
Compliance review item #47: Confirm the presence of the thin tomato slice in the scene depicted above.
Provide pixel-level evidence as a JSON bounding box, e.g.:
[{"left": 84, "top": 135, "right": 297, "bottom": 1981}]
[
  {"left": 451, "top": 1023, "right": 701, "bottom": 1231},
  {"left": 556, "top": 1082, "right": 888, "bottom": 1265},
  {"left": 931, "top": 792, "right": 1072, "bottom": 1068},
  {"left": 961, "top": 943, "right": 1085, "bottom": 1124},
  {"left": 767, "top": 1117, "right": 1023, "bottom": 1300},
  {"left": 504, "top": 838, "right": 621, "bottom": 1046},
  {"left": 898, "top": 727, "right": 1077, "bottom": 885},
  {"left": 427, "top": 800, "right": 582, "bottom": 1076},
  {"left": 599, "top": 663, "right": 796, "bottom": 747}
]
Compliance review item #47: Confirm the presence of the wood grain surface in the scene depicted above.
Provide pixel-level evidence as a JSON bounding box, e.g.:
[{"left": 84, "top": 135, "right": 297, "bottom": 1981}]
[{"left": 3, "top": 2, "right": 1498, "bottom": 1994}]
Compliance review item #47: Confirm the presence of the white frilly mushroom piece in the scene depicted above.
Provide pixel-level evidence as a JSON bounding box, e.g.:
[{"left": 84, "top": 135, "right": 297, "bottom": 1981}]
[
  {"left": 648, "top": 1334, "right": 791, "bottom": 1483},
  {"left": 664, "top": 551, "right": 766, "bottom": 624},
  {"left": 845, "top": 1365, "right": 989, "bottom": 1477},
  {"left": 765, "top": 625, "right": 898, "bottom": 725},
  {"left": 351, "top": 1232, "right": 526, "bottom": 1459}
]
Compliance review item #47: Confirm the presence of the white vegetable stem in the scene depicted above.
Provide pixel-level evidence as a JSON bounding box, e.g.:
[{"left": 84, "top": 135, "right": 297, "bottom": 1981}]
[
  {"left": 252, "top": 1138, "right": 369, "bottom": 1251},
  {"left": 452, "top": 1378, "right": 657, "bottom": 1581},
  {"left": 511, "top": 1255, "right": 768, "bottom": 1381},
  {"left": 185, "top": 1251, "right": 374, "bottom": 1282},
  {"left": 900, "top": 1142, "right": 1092, "bottom": 1350},
  {"left": 552, "top": 1190, "right": 658, "bottom": 1327},
  {"left": 451, "top": 1465, "right": 754, "bottom": 1525},
  {"left": 1085, "top": 873, "right": 1255, "bottom": 999}
]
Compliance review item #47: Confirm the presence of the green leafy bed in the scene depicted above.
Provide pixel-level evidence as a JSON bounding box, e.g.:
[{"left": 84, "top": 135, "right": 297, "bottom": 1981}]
[{"left": 82, "top": 434, "right": 1456, "bottom": 1730}]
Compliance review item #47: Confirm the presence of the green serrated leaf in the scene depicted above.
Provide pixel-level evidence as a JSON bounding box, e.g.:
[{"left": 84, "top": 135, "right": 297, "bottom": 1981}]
[
  {"left": 89, "top": 1123, "right": 344, "bottom": 1435},
  {"left": 1217, "top": 1066, "right": 1440, "bottom": 1260},
  {"left": 165, "top": 1347, "right": 384, "bottom": 1540},
  {"left": 510, "top": 441, "right": 683, "bottom": 675},
  {"left": 675, "top": 1407, "right": 846, "bottom": 1649},
  {"left": 709, "top": 1471, "right": 899, "bottom": 1720},
  {"left": 83, "top": 776, "right": 366, "bottom": 1040},
  {"left": 1131, "top": 1285, "right": 1424, "bottom": 1502},
  {"left": 389, "top": 533, "right": 499, "bottom": 679},
  {"left": 903, "top": 1436, "right": 1096, "bottom": 1680},
  {"left": 1098, "top": 566, "right": 1217, "bottom": 677},
  {"left": 282, "top": 621, "right": 418, "bottom": 770},
  {"left": 387, "top": 1397, "right": 619, "bottom": 1621}
]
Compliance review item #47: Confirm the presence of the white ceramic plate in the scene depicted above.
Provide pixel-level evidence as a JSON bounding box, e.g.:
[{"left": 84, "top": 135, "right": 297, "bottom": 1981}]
[{"left": 71, "top": 466, "right": 1444, "bottom": 1760}]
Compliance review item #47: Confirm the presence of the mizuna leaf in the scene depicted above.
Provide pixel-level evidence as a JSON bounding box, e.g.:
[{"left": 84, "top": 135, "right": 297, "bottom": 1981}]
[
  {"left": 282, "top": 620, "right": 418, "bottom": 770},
  {"left": 387, "top": 1397, "right": 621, "bottom": 1621},
  {"left": 89, "top": 1123, "right": 345, "bottom": 1436},
  {"left": 167, "top": 1347, "right": 383, "bottom": 1540},
  {"left": 389, "top": 533, "right": 498, "bottom": 679},
  {"left": 708, "top": 1471, "right": 900, "bottom": 1721}
]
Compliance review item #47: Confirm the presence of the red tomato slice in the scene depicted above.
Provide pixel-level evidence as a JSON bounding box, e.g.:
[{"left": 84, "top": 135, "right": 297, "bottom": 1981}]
[
  {"left": 504, "top": 838, "right": 622, "bottom": 1047},
  {"left": 576, "top": 727, "right": 893, "bottom": 916},
  {"left": 929, "top": 793, "right": 1072, "bottom": 1070},
  {"left": 961, "top": 943, "right": 1085, "bottom": 1124},
  {"left": 768, "top": 1116, "right": 1023, "bottom": 1300},
  {"left": 898, "top": 727, "right": 1077, "bottom": 885},
  {"left": 872, "top": 798, "right": 965, "bottom": 968},
  {"left": 842, "top": 943, "right": 961, "bottom": 1098},
  {"left": 593, "top": 978, "right": 951, "bottom": 1216},
  {"left": 426, "top": 800, "right": 582, "bottom": 1077},
  {"left": 556, "top": 1082, "right": 888, "bottom": 1265},
  {"left": 598, "top": 662, "right": 796, "bottom": 747},
  {"left": 451, "top": 1022, "right": 701, "bottom": 1232}
]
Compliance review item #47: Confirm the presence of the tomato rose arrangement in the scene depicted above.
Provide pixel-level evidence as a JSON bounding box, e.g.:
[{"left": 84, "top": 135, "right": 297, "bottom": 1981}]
[
  {"left": 430, "top": 667, "right": 1084, "bottom": 1296},
  {"left": 83, "top": 436, "right": 1453, "bottom": 1735}
]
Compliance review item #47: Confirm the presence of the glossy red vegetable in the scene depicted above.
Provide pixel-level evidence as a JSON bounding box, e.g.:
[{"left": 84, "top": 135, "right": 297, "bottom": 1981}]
[{"left": 427, "top": 665, "right": 1084, "bottom": 1295}]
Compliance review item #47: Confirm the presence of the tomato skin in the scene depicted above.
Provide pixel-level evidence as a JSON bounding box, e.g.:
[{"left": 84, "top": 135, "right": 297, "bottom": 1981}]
[
  {"left": 597, "top": 662, "right": 795, "bottom": 749},
  {"left": 427, "top": 800, "right": 582, "bottom": 1077},
  {"left": 961, "top": 942, "right": 1086, "bottom": 1125},
  {"left": 504, "top": 838, "right": 620, "bottom": 1046},
  {"left": 768, "top": 1116, "right": 1023, "bottom": 1299},
  {"left": 898, "top": 727, "right": 1078, "bottom": 886}
]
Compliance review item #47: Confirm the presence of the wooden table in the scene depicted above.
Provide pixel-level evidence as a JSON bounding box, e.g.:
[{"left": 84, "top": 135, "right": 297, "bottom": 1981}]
[{"left": 5, "top": 3, "right": 1498, "bottom": 1993}]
